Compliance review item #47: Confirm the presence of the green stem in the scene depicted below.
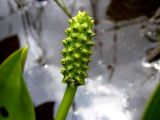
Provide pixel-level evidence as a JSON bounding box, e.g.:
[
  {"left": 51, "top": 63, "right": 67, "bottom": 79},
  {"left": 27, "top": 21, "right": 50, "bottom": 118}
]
[
  {"left": 54, "top": 0, "right": 72, "bottom": 18},
  {"left": 55, "top": 85, "right": 77, "bottom": 120}
]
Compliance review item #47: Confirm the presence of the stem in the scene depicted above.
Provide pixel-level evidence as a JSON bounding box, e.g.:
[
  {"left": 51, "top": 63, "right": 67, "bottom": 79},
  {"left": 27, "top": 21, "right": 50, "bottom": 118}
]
[
  {"left": 55, "top": 85, "right": 77, "bottom": 120},
  {"left": 54, "top": 0, "right": 72, "bottom": 18}
]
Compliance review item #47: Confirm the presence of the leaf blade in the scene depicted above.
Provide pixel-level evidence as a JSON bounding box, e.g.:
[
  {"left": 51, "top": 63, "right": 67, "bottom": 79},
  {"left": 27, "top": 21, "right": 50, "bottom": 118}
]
[
  {"left": 141, "top": 82, "right": 160, "bottom": 120},
  {"left": 0, "top": 46, "right": 35, "bottom": 120}
]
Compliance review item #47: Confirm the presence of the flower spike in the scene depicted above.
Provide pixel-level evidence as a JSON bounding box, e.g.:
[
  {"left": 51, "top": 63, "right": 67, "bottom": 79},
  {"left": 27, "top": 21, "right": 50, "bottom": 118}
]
[{"left": 61, "top": 11, "right": 95, "bottom": 87}]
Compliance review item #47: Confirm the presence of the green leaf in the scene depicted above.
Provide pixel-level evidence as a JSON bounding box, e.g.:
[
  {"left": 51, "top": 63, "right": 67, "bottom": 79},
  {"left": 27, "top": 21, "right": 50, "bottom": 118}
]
[
  {"left": 141, "top": 82, "right": 160, "bottom": 120},
  {"left": 0, "top": 46, "right": 35, "bottom": 120}
]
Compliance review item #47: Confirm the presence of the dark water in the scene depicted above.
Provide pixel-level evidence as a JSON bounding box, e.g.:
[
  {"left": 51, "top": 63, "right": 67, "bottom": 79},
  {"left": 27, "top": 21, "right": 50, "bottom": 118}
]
[
  {"left": 0, "top": 35, "right": 20, "bottom": 64},
  {"left": 106, "top": 0, "right": 160, "bottom": 21}
]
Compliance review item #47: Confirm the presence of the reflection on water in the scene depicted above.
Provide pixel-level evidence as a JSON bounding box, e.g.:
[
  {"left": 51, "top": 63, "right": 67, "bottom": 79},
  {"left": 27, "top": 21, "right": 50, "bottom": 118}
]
[{"left": 74, "top": 77, "right": 132, "bottom": 120}]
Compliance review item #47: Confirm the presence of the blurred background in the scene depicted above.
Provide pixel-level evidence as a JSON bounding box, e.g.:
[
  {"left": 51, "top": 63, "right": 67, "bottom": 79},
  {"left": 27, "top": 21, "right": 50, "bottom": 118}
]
[{"left": 0, "top": 0, "right": 160, "bottom": 120}]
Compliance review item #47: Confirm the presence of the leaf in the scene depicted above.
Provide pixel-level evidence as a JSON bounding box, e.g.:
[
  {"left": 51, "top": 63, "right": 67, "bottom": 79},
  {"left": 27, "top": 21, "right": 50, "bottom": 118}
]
[
  {"left": 141, "top": 82, "right": 160, "bottom": 120},
  {"left": 0, "top": 46, "right": 35, "bottom": 120}
]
